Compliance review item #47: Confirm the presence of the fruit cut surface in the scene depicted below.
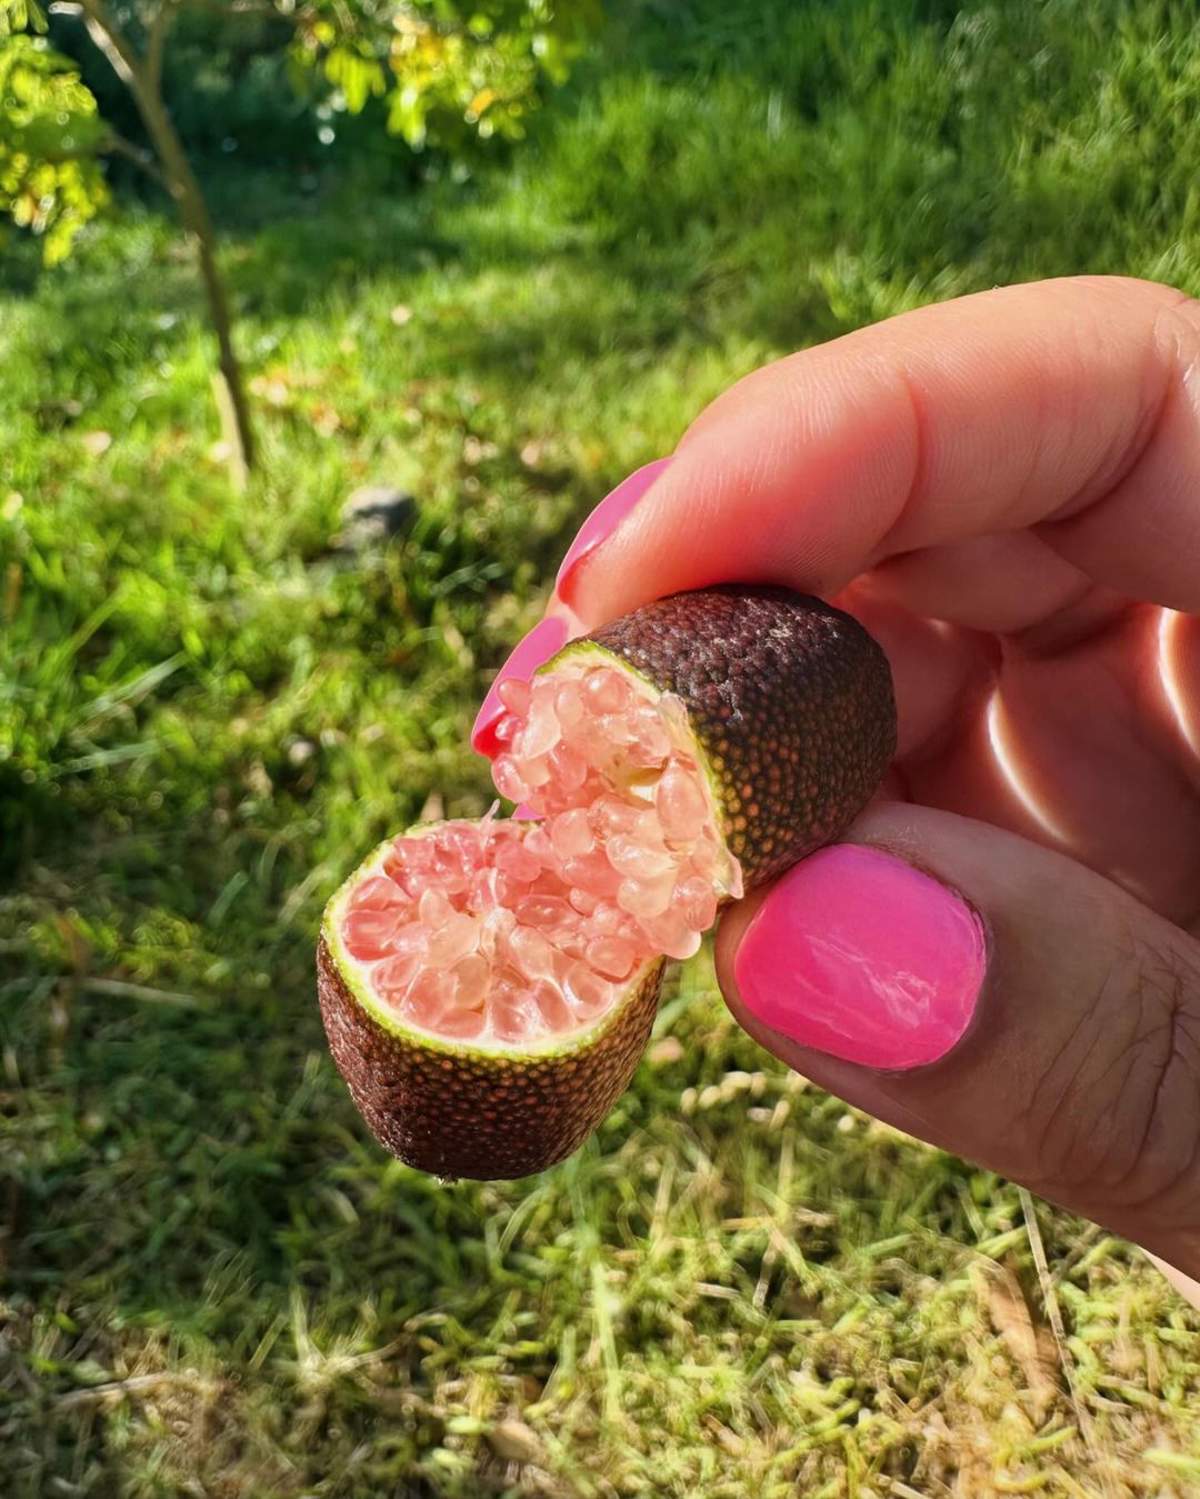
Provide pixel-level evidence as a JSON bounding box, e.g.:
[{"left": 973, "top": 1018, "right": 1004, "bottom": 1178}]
[
  {"left": 317, "top": 585, "right": 897, "bottom": 1180},
  {"left": 331, "top": 660, "right": 740, "bottom": 1049}
]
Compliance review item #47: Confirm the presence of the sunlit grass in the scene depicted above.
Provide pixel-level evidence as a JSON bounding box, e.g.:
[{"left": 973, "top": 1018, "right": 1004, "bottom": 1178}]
[{"left": 3, "top": 1, "right": 1200, "bottom": 1494}]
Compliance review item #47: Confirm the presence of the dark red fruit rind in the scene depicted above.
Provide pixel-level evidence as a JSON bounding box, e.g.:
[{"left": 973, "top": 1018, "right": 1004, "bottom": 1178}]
[
  {"left": 317, "top": 586, "right": 896, "bottom": 1181},
  {"left": 582, "top": 586, "right": 896, "bottom": 888},
  {"left": 316, "top": 935, "right": 665, "bottom": 1180}
]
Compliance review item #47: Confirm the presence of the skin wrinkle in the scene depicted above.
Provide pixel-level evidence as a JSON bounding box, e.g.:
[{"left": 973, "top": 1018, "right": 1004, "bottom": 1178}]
[
  {"left": 1043, "top": 295, "right": 1184, "bottom": 522},
  {"left": 869, "top": 359, "right": 934, "bottom": 574},
  {"left": 950, "top": 600, "right": 1200, "bottom": 924},
  {"left": 1023, "top": 985, "right": 1120, "bottom": 1194},
  {"left": 1007, "top": 342, "right": 1054, "bottom": 523},
  {"left": 1126, "top": 943, "right": 1200, "bottom": 1205},
  {"left": 1050, "top": 605, "right": 1200, "bottom": 915},
  {"left": 878, "top": 280, "right": 1181, "bottom": 563},
  {"left": 864, "top": 533, "right": 1113, "bottom": 650},
  {"left": 682, "top": 342, "right": 923, "bottom": 596},
  {"left": 747, "top": 422, "right": 797, "bottom": 578},
  {"left": 1113, "top": 1065, "right": 1200, "bottom": 1241},
  {"left": 908, "top": 537, "right": 1095, "bottom": 641},
  {"left": 716, "top": 798, "right": 1200, "bottom": 1273},
  {"left": 1119, "top": 1043, "right": 1200, "bottom": 1217},
  {"left": 1014, "top": 932, "right": 1133, "bottom": 1183},
  {"left": 1007, "top": 581, "right": 1126, "bottom": 660},
  {"left": 1007, "top": 939, "right": 1103, "bottom": 1097},
  {"left": 894, "top": 626, "right": 998, "bottom": 772},
  {"left": 1024, "top": 936, "right": 1200, "bottom": 1228},
  {"left": 725, "top": 364, "right": 904, "bottom": 596},
  {"left": 563, "top": 279, "right": 1200, "bottom": 1276},
  {"left": 1091, "top": 997, "right": 1178, "bottom": 1194},
  {"left": 573, "top": 277, "right": 1200, "bottom": 629},
  {"left": 1037, "top": 293, "right": 1200, "bottom": 593},
  {"left": 1148, "top": 1040, "right": 1200, "bottom": 1228}
]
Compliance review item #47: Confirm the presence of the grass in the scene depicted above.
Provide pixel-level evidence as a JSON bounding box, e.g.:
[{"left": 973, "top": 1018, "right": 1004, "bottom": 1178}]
[{"left": 4, "top": 0, "right": 1200, "bottom": 1493}]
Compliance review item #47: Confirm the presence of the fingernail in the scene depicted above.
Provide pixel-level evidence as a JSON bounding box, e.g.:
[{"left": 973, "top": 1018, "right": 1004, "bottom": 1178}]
[
  {"left": 734, "top": 845, "right": 987, "bottom": 1070},
  {"left": 555, "top": 457, "right": 674, "bottom": 606},
  {"left": 472, "top": 616, "right": 569, "bottom": 758}
]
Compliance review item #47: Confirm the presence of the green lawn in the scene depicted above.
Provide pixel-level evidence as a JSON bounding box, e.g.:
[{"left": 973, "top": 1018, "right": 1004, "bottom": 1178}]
[{"left": 4, "top": 2, "right": 1200, "bottom": 1494}]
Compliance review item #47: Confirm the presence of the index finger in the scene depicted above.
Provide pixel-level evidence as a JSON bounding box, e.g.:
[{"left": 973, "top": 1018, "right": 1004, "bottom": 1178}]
[{"left": 560, "top": 276, "right": 1200, "bottom": 626}]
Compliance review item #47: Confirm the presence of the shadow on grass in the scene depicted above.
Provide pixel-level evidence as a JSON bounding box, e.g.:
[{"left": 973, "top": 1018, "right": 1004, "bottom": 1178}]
[
  {"left": 7, "top": 1, "right": 1200, "bottom": 1490},
  {"left": 14, "top": 0, "right": 1195, "bottom": 432}
]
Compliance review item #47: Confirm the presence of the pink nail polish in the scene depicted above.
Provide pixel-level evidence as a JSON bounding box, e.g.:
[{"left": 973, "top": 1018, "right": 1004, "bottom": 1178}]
[
  {"left": 734, "top": 846, "right": 986, "bottom": 1070},
  {"left": 555, "top": 457, "right": 673, "bottom": 605},
  {"left": 471, "top": 616, "right": 568, "bottom": 758}
]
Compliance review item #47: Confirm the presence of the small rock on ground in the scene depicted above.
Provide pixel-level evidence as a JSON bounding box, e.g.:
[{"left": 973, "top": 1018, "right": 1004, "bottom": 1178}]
[{"left": 332, "top": 485, "right": 417, "bottom": 552}]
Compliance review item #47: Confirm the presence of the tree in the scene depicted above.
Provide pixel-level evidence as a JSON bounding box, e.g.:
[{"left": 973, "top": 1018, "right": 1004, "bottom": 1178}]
[
  {"left": 0, "top": 23, "right": 109, "bottom": 265},
  {"left": 0, "top": 0, "right": 600, "bottom": 484}
]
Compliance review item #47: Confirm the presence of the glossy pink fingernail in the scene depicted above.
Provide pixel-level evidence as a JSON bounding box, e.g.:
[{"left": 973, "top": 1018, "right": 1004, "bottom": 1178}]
[
  {"left": 555, "top": 457, "right": 673, "bottom": 605},
  {"left": 471, "top": 616, "right": 568, "bottom": 758},
  {"left": 734, "top": 846, "right": 986, "bottom": 1070}
]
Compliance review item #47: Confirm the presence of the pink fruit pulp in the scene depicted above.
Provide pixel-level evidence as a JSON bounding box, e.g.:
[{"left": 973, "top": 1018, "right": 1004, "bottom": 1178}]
[{"left": 337, "top": 661, "right": 742, "bottom": 1046}]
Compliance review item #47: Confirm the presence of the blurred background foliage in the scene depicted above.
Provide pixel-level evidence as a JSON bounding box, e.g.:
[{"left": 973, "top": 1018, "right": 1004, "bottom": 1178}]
[
  {"left": 1, "top": 0, "right": 605, "bottom": 475},
  {"left": 3, "top": 1, "right": 1200, "bottom": 1496},
  {"left": 3, "top": 0, "right": 604, "bottom": 258}
]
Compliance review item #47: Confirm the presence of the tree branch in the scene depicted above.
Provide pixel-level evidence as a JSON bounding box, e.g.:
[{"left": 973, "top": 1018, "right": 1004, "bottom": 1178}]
[
  {"left": 77, "top": 0, "right": 143, "bottom": 95},
  {"left": 56, "top": 0, "right": 303, "bottom": 30},
  {"left": 146, "top": 1, "right": 176, "bottom": 98},
  {"left": 230, "top": 0, "right": 302, "bottom": 16},
  {"left": 102, "top": 130, "right": 169, "bottom": 188},
  {"left": 69, "top": 0, "right": 258, "bottom": 478},
  {"left": 168, "top": 0, "right": 304, "bottom": 22},
  {"left": 30, "top": 133, "right": 168, "bottom": 189}
]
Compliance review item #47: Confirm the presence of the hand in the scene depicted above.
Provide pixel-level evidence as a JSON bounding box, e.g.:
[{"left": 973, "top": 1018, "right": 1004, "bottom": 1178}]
[{"left": 476, "top": 276, "right": 1200, "bottom": 1296}]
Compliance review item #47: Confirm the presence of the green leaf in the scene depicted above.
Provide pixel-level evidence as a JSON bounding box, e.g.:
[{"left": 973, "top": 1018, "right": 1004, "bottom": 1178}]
[
  {"left": 0, "top": 1, "right": 48, "bottom": 37},
  {"left": 387, "top": 84, "right": 429, "bottom": 147},
  {"left": 0, "top": 32, "right": 108, "bottom": 263},
  {"left": 289, "top": 0, "right": 604, "bottom": 152},
  {"left": 323, "top": 44, "right": 387, "bottom": 115}
]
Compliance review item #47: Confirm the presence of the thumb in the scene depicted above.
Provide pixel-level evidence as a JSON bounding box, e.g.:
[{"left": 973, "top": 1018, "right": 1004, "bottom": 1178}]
[{"left": 716, "top": 803, "right": 1200, "bottom": 1279}]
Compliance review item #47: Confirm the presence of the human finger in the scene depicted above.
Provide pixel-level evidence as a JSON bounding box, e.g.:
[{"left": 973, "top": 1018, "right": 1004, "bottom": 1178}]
[
  {"left": 715, "top": 800, "right": 1200, "bottom": 1278},
  {"left": 556, "top": 276, "right": 1200, "bottom": 626}
]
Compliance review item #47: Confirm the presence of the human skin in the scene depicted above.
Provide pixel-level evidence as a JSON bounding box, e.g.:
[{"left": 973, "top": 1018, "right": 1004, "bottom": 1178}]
[{"left": 476, "top": 276, "right": 1200, "bottom": 1300}]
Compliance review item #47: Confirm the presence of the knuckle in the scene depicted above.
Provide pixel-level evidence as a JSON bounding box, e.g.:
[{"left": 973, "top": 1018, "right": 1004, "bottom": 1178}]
[
  {"left": 1022, "top": 937, "right": 1200, "bottom": 1227},
  {"left": 1151, "top": 291, "right": 1200, "bottom": 395}
]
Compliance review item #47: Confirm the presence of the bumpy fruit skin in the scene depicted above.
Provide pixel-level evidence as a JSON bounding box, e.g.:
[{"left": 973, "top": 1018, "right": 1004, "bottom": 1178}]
[
  {"left": 574, "top": 586, "right": 896, "bottom": 888},
  {"left": 317, "top": 936, "right": 665, "bottom": 1179},
  {"left": 317, "top": 585, "right": 895, "bottom": 1182}
]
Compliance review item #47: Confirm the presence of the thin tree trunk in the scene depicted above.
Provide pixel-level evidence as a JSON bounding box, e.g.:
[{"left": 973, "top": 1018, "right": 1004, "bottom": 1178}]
[
  {"left": 139, "top": 116, "right": 256, "bottom": 481},
  {"left": 80, "top": 0, "right": 256, "bottom": 483}
]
